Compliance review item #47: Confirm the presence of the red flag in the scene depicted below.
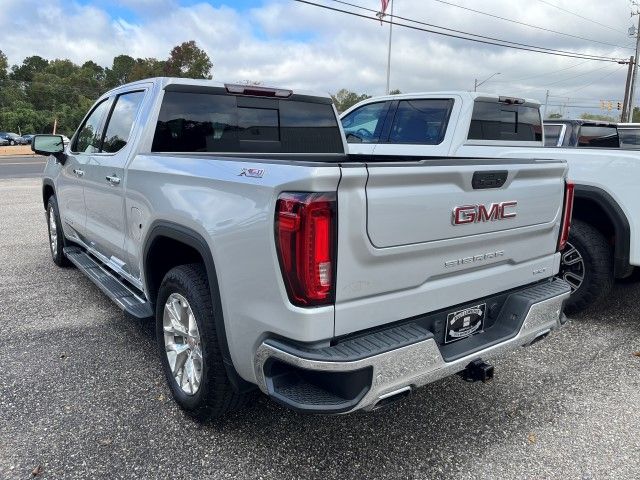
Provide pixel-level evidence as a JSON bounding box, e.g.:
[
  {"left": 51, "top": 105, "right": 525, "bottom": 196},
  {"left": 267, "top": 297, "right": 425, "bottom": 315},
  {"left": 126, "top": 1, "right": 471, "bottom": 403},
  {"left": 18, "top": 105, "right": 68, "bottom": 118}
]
[{"left": 376, "top": 0, "right": 390, "bottom": 24}]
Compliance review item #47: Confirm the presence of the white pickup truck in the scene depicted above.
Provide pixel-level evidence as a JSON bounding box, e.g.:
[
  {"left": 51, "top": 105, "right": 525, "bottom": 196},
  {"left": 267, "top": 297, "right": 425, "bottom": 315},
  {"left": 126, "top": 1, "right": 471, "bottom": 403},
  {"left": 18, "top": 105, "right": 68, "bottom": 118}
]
[{"left": 341, "top": 93, "right": 633, "bottom": 314}]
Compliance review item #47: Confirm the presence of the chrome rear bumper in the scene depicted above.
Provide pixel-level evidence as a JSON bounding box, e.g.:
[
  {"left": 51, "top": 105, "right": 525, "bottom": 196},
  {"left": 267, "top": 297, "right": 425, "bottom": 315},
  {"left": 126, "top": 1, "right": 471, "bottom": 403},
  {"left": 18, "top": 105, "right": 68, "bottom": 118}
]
[{"left": 254, "top": 279, "right": 570, "bottom": 413}]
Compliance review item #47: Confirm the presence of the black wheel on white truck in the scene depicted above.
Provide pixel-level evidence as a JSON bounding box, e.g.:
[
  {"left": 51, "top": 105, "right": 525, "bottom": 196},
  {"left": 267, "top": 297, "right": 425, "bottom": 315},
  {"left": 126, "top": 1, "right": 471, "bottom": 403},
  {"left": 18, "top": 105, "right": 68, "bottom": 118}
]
[{"left": 560, "top": 219, "right": 613, "bottom": 315}]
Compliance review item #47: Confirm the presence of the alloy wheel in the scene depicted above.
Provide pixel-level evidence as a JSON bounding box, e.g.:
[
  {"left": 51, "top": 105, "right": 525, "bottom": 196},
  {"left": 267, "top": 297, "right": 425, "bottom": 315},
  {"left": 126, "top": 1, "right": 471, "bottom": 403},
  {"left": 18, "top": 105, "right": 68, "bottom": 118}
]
[
  {"left": 560, "top": 241, "right": 585, "bottom": 293},
  {"left": 163, "top": 293, "right": 203, "bottom": 395}
]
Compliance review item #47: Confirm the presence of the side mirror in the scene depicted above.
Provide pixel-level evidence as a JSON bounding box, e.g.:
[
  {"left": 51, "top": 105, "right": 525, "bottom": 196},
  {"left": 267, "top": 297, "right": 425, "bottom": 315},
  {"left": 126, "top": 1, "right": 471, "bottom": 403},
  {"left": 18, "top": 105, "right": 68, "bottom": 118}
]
[{"left": 32, "top": 135, "right": 66, "bottom": 162}]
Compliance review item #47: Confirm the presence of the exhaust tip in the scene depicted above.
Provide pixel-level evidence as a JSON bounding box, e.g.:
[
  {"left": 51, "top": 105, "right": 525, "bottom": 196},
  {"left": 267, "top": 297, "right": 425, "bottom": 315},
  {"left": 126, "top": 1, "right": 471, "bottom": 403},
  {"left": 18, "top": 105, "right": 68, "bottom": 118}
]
[
  {"left": 371, "top": 386, "right": 412, "bottom": 410},
  {"left": 526, "top": 329, "right": 551, "bottom": 347}
]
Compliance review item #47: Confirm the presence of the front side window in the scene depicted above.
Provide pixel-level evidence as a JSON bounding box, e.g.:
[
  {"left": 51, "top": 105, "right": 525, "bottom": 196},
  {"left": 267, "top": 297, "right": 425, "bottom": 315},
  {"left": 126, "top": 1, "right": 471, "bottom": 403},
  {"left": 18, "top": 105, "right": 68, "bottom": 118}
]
[
  {"left": 577, "top": 126, "right": 619, "bottom": 148},
  {"left": 468, "top": 101, "right": 542, "bottom": 142},
  {"left": 341, "top": 102, "right": 388, "bottom": 143},
  {"left": 102, "top": 91, "right": 145, "bottom": 153},
  {"left": 73, "top": 99, "right": 111, "bottom": 153},
  {"left": 388, "top": 99, "right": 453, "bottom": 144}
]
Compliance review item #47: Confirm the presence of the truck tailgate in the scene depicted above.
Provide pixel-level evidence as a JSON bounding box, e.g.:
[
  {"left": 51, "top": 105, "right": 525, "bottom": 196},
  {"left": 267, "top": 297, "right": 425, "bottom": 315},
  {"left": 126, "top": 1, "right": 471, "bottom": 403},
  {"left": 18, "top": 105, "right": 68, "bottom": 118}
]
[{"left": 334, "top": 158, "right": 567, "bottom": 336}]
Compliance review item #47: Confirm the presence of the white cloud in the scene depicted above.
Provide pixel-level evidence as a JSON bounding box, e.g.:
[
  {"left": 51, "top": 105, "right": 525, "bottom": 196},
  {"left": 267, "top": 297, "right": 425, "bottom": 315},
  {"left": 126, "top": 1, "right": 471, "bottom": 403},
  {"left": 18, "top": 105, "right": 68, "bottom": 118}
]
[{"left": 0, "top": 0, "right": 635, "bottom": 116}]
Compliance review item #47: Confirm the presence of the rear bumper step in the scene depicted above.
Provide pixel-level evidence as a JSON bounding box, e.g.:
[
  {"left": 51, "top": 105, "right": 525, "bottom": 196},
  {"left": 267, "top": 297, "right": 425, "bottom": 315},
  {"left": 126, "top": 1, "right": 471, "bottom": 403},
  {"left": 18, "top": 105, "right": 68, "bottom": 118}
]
[
  {"left": 254, "top": 278, "right": 571, "bottom": 414},
  {"left": 64, "top": 247, "right": 153, "bottom": 320}
]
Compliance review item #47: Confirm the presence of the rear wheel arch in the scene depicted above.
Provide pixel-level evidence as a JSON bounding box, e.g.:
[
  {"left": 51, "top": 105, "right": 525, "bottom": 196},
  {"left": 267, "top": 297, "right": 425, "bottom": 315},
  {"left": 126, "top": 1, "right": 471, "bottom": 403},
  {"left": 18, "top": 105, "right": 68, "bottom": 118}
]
[
  {"left": 142, "top": 221, "right": 253, "bottom": 393},
  {"left": 572, "top": 185, "right": 631, "bottom": 278}
]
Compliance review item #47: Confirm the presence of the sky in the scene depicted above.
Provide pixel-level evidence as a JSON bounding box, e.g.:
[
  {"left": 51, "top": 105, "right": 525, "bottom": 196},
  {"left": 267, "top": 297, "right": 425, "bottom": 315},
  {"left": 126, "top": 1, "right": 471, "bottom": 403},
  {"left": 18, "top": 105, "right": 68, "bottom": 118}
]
[{"left": 0, "top": 0, "right": 637, "bottom": 117}]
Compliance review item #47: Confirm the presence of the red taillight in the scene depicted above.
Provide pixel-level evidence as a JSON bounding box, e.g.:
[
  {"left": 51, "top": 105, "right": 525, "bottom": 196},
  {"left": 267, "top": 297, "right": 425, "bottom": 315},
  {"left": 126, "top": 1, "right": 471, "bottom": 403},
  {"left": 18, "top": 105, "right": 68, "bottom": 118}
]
[
  {"left": 557, "top": 180, "right": 575, "bottom": 252},
  {"left": 275, "top": 192, "right": 336, "bottom": 307}
]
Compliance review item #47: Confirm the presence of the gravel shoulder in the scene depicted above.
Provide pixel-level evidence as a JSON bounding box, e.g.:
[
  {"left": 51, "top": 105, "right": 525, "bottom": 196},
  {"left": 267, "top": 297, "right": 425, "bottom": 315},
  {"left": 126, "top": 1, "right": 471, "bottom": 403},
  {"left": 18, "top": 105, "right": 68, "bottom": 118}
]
[{"left": 1, "top": 178, "right": 639, "bottom": 480}]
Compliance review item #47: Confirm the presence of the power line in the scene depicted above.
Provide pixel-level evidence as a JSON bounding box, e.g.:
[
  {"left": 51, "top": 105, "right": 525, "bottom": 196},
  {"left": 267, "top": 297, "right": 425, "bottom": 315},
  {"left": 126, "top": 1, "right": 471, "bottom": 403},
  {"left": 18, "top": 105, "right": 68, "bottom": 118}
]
[
  {"left": 306, "top": 0, "right": 626, "bottom": 63},
  {"left": 536, "top": 0, "right": 629, "bottom": 36},
  {"left": 430, "top": 0, "right": 632, "bottom": 50},
  {"left": 484, "top": 39, "right": 635, "bottom": 85},
  {"left": 556, "top": 65, "right": 626, "bottom": 95},
  {"left": 542, "top": 63, "right": 614, "bottom": 87},
  {"left": 328, "top": 0, "right": 623, "bottom": 61},
  {"left": 492, "top": 60, "right": 592, "bottom": 83}
]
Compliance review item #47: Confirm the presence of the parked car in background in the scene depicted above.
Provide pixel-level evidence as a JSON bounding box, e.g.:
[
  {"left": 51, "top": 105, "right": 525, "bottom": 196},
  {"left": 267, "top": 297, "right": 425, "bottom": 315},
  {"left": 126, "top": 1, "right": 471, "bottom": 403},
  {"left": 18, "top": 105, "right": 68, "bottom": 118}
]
[
  {"left": 0, "top": 137, "right": 9, "bottom": 146},
  {"left": 21, "top": 134, "right": 36, "bottom": 144},
  {"left": 32, "top": 78, "right": 571, "bottom": 419},
  {"left": 617, "top": 123, "right": 640, "bottom": 149},
  {"left": 0, "top": 132, "right": 28, "bottom": 145},
  {"left": 341, "top": 93, "right": 638, "bottom": 314}
]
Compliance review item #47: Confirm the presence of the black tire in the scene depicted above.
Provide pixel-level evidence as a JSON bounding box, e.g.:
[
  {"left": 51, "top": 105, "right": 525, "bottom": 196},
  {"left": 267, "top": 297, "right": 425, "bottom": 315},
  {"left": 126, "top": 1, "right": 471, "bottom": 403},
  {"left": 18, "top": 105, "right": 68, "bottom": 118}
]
[
  {"left": 9, "top": 140, "right": 15, "bottom": 146},
  {"left": 561, "top": 219, "right": 614, "bottom": 315},
  {"left": 46, "top": 196, "right": 71, "bottom": 267},
  {"left": 155, "top": 263, "right": 244, "bottom": 420}
]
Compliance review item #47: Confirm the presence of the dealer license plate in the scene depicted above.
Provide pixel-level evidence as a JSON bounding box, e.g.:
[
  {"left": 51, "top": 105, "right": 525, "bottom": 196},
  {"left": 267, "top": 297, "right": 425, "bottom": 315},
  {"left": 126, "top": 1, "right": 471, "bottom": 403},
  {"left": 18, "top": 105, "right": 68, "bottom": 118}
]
[{"left": 444, "top": 303, "right": 486, "bottom": 344}]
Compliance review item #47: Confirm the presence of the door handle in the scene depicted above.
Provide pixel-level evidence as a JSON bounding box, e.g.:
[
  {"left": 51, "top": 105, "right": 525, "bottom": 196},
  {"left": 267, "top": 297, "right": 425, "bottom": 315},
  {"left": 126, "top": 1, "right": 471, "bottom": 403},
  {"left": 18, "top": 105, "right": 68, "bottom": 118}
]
[
  {"left": 73, "top": 169, "right": 84, "bottom": 177},
  {"left": 106, "top": 175, "right": 121, "bottom": 185}
]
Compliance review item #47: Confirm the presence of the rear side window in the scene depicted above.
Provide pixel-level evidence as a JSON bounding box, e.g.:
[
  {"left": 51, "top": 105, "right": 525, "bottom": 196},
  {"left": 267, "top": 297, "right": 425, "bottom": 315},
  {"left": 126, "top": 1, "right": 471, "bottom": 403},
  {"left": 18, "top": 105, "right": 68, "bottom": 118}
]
[
  {"left": 102, "top": 91, "right": 145, "bottom": 153},
  {"left": 544, "top": 124, "right": 564, "bottom": 147},
  {"left": 468, "top": 101, "right": 542, "bottom": 142},
  {"left": 152, "top": 92, "right": 342, "bottom": 154},
  {"left": 619, "top": 128, "right": 640, "bottom": 148},
  {"left": 388, "top": 99, "right": 453, "bottom": 144},
  {"left": 577, "top": 126, "right": 619, "bottom": 148}
]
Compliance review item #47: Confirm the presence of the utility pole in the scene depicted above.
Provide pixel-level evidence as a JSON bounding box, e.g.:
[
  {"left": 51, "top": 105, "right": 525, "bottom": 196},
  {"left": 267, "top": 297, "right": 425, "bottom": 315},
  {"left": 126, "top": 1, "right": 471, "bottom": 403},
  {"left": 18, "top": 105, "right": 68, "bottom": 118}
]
[
  {"left": 385, "top": 0, "right": 394, "bottom": 95},
  {"left": 622, "top": 56, "right": 634, "bottom": 122},
  {"left": 627, "top": 7, "right": 640, "bottom": 122},
  {"left": 474, "top": 72, "right": 500, "bottom": 92},
  {"left": 543, "top": 90, "right": 550, "bottom": 119}
]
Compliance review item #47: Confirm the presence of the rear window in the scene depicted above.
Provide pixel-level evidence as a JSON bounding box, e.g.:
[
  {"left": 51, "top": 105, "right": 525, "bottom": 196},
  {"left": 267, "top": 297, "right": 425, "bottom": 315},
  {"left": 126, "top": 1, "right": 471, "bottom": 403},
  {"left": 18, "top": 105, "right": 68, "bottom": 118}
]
[
  {"left": 152, "top": 91, "right": 343, "bottom": 154},
  {"left": 544, "top": 124, "right": 564, "bottom": 147},
  {"left": 577, "top": 126, "right": 619, "bottom": 148},
  {"left": 468, "top": 101, "right": 542, "bottom": 142},
  {"left": 619, "top": 128, "right": 640, "bottom": 149},
  {"left": 388, "top": 99, "right": 452, "bottom": 144}
]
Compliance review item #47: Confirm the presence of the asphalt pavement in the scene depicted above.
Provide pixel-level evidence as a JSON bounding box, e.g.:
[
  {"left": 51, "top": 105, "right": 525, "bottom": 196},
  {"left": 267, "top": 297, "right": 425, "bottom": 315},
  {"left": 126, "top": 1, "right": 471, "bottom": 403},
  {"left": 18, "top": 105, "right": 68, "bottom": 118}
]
[
  {"left": 0, "top": 155, "right": 45, "bottom": 178},
  {"left": 1, "top": 178, "right": 640, "bottom": 480}
]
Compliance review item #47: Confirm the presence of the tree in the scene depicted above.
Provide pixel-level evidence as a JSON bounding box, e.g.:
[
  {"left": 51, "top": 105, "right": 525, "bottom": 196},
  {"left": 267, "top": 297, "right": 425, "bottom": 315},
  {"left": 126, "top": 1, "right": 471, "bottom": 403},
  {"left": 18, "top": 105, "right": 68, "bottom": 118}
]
[
  {"left": 331, "top": 89, "right": 371, "bottom": 113},
  {"left": 105, "top": 55, "right": 136, "bottom": 88},
  {"left": 10, "top": 55, "right": 49, "bottom": 82},
  {"left": 0, "top": 42, "right": 215, "bottom": 135},
  {"left": 547, "top": 112, "right": 563, "bottom": 119},
  {"left": 164, "top": 40, "right": 212, "bottom": 79},
  {"left": 579, "top": 112, "right": 617, "bottom": 122},
  {"left": 0, "top": 50, "right": 7, "bottom": 79},
  {"left": 631, "top": 107, "right": 640, "bottom": 122},
  {"left": 130, "top": 58, "right": 165, "bottom": 81},
  {"left": 389, "top": 89, "right": 402, "bottom": 95}
]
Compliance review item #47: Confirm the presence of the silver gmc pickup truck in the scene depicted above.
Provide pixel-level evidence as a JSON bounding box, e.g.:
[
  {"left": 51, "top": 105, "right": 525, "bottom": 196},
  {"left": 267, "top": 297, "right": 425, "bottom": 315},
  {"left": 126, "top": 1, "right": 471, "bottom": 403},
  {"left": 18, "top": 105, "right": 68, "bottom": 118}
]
[{"left": 33, "top": 78, "right": 572, "bottom": 419}]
